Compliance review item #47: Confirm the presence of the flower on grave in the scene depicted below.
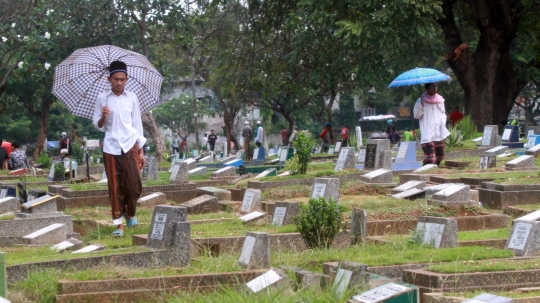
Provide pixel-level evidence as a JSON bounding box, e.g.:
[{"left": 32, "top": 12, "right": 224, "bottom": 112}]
[
  {"left": 23, "top": 36, "right": 29, "bottom": 41},
  {"left": 16, "top": 35, "right": 20, "bottom": 38},
  {"left": 44, "top": 62, "right": 51, "bottom": 70},
  {"left": 18, "top": 62, "right": 23, "bottom": 68},
  {"left": 11, "top": 23, "right": 15, "bottom": 28},
  {"left": 44, "top": 32, "right": 50, "bottom": 39},
  {"left": 1, "top": 37, "right": 6, "bottom": 42}
]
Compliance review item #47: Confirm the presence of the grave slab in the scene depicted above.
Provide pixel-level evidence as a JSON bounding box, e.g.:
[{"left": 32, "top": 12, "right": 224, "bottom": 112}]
[
  {"left": 20, "top": 195, "right": 58, "bottom": 214},
  {"left": 23, "top": 223, "right": 67, "bottom": 245},
  {"left": 391, "top": 181, "right": 426, "bottom": 195},
  {"left": 255, "top": 168, "right": 276, "bottom": 179},
  {"left": 240, "top": 189, "right": 262, "bottom": 214},
  {"left": 188, "top": 166, "right": 207, "bottom": 175},
  {"left": 245, "top": 268, "right": 292, "bottom": 294},
  {"left": 238, "top": 232, "right": 270, "bottom": 269},
  {"left": 479, "top": 156, "right": 496, "bottom": 169},
  {"left": 197, "top": 187, "right": 231, "bottom": 201},
  {"left": 146, "top": 205, "right": 187, "bottom": 249},
  {"left": 27, "top": 188, "right": 46, "bottom": 201},
  {"left": 429, "top": 184, "right": 475, "bottom": 208},
  {"left": 0, "top": 197, "right": 19, "bottom": 214},
  {"left": 271, "top": 202, "right": 299, "bottom": 226},
  {"left": 463, "top": 293, "right": 514, "bottom": 303},
  {"left": 333, "top": 262, "right": 369, "bottom": 298},
  {"left": 183, "top": 158, "right": 197, "bottom": 170},
  {"left": 391, "top": 188, "right": 426, "bottom": 200},
  {"left": 239, "top": 211, "right": 266, "bottom": 224},
  {"left": 212, "top": 166, "right": 237, "bottom": 177},
  {"left": 359, "top": 169, "right": 393, "bottom": 184},
  {"left": 224, "top": 159, "right": 243, "bottom": 167},
  {"left": 198, "top": 155, "right": 213, "bottom": 163},
  {"left": 413, "top": 164, "right": 438, "bottom": 173},
  {"left": 310, "top": 178, "right": 340, "bottom": 204},
  {"left": 219, "top": 156, "right": 236, "bottom": 163},
  {"left": 137, "top": 192, "right": 167, "bottom": 208},
  {"left": 180, "top": 194, "right": 219, "bottom": 214},
  {"left": 363, "top": 139, "right": 391, "bottom": 171},
  {"left": 505, "top": 212, "right": 540, "bottom": 256},
  {"left": 50, "top": 237, "right": 84, "bottom": 252},
  {"left": 525, "top": 143, "right": 540, "bottom": 157},
  {"left": 278, "top": 266, "right": 324, "bottom": 289},
  {"left": 484, "top": 145, "right": 508, "bottom": 156},
  {"left": 415, "top": 216, "right": 458, "bottom": 248},
  {"left": 169, "top": 162, "right": 189, "bottom": 183},
  {"left": 504, "top": 155, "right": 538, "bottom": 171},
  {"left": 141, "top": 157, "right": 158, "bottom": 181},
  {"left": 335, "top": 147, "right": 356, "bottom": 172},
  {"left": 351, "top": 282, "right": 419, "bottom": 303},
  {"left": 480, "top": 125, "right": 498, "bottom": 148},
  {"left": 72, "top": 244, "right": 106, "bottom": 254}
]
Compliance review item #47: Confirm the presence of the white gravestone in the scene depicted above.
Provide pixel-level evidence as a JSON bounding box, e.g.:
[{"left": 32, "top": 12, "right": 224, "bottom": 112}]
[
  {"left": 240, "top": 189, "right": 262, "bottom": 214},
  {"left": 311, "top": 183, "right": 327, "bottom": 199},
  {"left": 352, "top": 283, "right": 412, "bottom": 303},
  {"left": 239, "top": 235, "right": 256, "bottom": 264},
  {"left": 272, "top": 207, "right": 287, "bottom": 226},
  {"left": 333, "top": 268, "right": 352, "bottom": 297},
  {"left": 355, "top": 126, "right": 362, "bottom": 149},
  {"left": 334, "top": 141, "right": 342, "bottom": 153},
  {"left": 416, "top": 222, "right": 444, "bottom": 248},
  {"left": 246, "top": 270, "right": 283, "bottom": 293},
  {"left": 502, "top": 128, "right": 511, "bottom": 141},
  {"left": 357, "top": 148, "right": 366, "bottom": 163},
  {"left": 507, "top": 222, "right": 531, "bottom": 251},
  {"left": 150, "top": 213, "right": 167, "bottom": 240},
  {"left": 239, "top": 211, "right": 266, "bottom": 223}
]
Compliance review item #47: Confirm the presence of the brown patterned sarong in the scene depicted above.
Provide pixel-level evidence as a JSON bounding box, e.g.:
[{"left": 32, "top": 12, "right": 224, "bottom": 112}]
[{"left": 103, "top": 143, "right": 142, "bottom": 221}]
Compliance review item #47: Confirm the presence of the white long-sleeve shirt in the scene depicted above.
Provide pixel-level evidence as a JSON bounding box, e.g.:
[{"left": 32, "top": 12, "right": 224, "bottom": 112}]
[
  {"left": 92, "top": 90, "right": 146, "bottom": 155},
  {"left": 255, "top": 126, "right": 264, "bottom": 143},
  {"left": 413, "top": 97, "right": 450, "bottom": 144}
]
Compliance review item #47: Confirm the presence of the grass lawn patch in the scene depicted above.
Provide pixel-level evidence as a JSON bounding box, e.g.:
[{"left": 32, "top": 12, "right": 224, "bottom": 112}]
[
  {"left": 426, "top": 257, "right": 540, "bottom": 274},
  {"left": 457, "top": 228, "right": 510, "bottom": 241}
]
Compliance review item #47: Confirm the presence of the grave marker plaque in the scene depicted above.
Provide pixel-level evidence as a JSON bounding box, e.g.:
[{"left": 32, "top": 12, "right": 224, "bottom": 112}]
[
  {"left": 352, "top": 282, "right": 419, "bottom": 303},
  {"left": 502, "top": 128, "right": 511, "bottom": 141},
  {"left": 334, "top": 147, "right": 355, "bottom": 172},
  {"left": 311, "top": 183, "right": 327, "bottom": 199},
  {"left": 416, "top": 222, "right": 444, "bottom": 248},
  {"left": 334, "top": 141, "right": 342, "bottom": 153},
  {"left": 146, "top": 205, "right": 187, "bottom": 249},
  {"left": 481, "top": 126, "right": 493, "bottom": 146},
  {"left": 279, "top": 148, "right": 288, "bottom": 164},
  {"left": 238, "top": 232, "right": 270, "bottom": 269},
  {"left": 240, "top": 189, "right": 262, "bottom": 214},
  {"left": 310, "top": 178, "right": 340, "bottom": 203},
  {"left": 272, "top": 207, "right": 287, "bottom": 226},
  {"left": 150, "top": 213, "right": 167, "bottom": 240},
  {"left": 507, "top": 222, "right": 531, "bottom": 250},
  {"left": 357, "top": 148, "right": 366, "bottom": 163},
  {"left": 364, "top": 144, "right": 377, "bottom": 169},
  {"left": 415, "top": 217, "right": 458, "bottom": 248},
  {"left": 355, "top": 126, "right": 362, "bottom": 149}
]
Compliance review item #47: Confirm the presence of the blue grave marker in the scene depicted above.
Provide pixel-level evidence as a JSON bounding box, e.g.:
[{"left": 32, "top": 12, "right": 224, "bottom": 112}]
[
  {"left": 392, "top": 142, "right": 421, "bottom": 171},
  {"left": 502, "top": 125, "right": 524, "bottom": 148},
  {"left": 526, "top": 134, "right": 540, "bottom": 150}
]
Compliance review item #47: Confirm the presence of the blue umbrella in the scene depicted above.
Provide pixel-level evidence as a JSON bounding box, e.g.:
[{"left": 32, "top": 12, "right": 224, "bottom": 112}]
[{"left": 387, "top": 68, "right": 450, "bottom": 88}]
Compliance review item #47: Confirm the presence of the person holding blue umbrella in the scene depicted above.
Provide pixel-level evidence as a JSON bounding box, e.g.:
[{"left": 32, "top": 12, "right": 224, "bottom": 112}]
[{"left": 413, "top": 83, "right": 450, "bottom": 166}]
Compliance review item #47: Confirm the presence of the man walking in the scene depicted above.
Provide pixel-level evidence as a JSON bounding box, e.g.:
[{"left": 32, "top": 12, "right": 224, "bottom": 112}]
[
  {"left": 172, "top": 133, "right": 180, "bottom": 156},
  {"left": 242, "top": 121, "right": 253, "bottom": 160},
  {"left": 207, "top": 129, "right": 218, "bottom": 152},
  {"left": 341, "top": 125, "right": 349, "bottom": 147},
  {"left": 413, "top": 83, "right": 450, "bottom": 166},
  {"left": 93, "top": 61, "right": 146, "bottom": 237},
  {"left": 255, "top": 121, "right": 264, "bottom": 147}
]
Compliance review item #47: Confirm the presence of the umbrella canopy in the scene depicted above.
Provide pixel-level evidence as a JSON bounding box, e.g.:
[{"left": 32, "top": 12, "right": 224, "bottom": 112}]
[
  {"left": 52, "top": 45, "right": 163, "bottom": 119},
  {"left": 387, "top": 68, "right": 450, "bottom": 88}
]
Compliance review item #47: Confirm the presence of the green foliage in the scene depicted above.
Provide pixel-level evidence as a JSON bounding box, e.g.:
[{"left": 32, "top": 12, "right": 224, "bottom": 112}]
[
  {"left": 36, "top": 152, "right": 52, "bottom": 169},
  {"left": 268, "top": 141, "right": 275, "bottom": 149},
  {"left": 348, "top": 131, "right": 357, "bottom": 150},
  {"left": 53, "top": 161, "right": 65, "bottom": 181},
  {"left": 71, "top": 143, "right": 84, "bottom": 164},
  {"left": 284, "top": 155, "right": 301, "bottom": 175},
  {"left": 445, "top": 125, "right": 464, "bottom": 147},
  {"left": 455, "top": 115, "right": 478, "bottom": 141},
  {"left": 248, "top": 142, "right": 257, "bottom": 158},
  {"left": 294, "top": 197, "right": 343, "bottom": 249},
  {"left": 292, "top": 131, "right": 316, "bottom": 174},
  {"left": 154, "top": 95, "right": 212, "bottom": 140},
  {"left": 332, "top": 94, "right": 358, "bottom": 131},
  {"left": 13, "top": 268, "right": 59, "bottom": 303}
]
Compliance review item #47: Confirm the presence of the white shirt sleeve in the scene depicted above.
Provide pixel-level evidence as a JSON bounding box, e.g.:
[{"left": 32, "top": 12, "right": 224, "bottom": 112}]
[
  {"left": 131, "top": 94, "right": 147, "bottom": 149},
  {"left": 413, "top": 98, "right": 424, "bottom": 120},
  {"left": 92, "top": 94, "right": 106, "bottom": 132}
]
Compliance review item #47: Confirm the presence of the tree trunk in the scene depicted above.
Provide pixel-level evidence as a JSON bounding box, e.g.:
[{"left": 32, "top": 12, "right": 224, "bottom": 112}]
[
  {"left": 437, "top": 0, "right": 526, "bottom": 131},
  {"left": 33, "top": 108, "right": 50, "bottom": 159},
  {"left": 142, "top": 112, "right": 164, "bottom": 161},
  {"left": 282, "top": 111, "right": 295, "bottom": 145},
  {"left": 326, "top": 91, "right": 336, "bottom": 144}
]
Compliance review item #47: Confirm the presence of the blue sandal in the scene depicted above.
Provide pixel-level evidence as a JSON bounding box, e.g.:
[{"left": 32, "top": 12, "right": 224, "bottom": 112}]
[
  {"left": 111, "top": 229, "right": 124, "bottom": 237},
  {"left": 125, "top": 216, "right": 138, "bottom": 228}
]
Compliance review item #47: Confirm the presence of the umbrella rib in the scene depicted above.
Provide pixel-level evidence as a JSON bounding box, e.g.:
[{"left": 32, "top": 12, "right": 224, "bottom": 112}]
[{"left": 80, "top": 69, "right": 109, "bottom": 98}]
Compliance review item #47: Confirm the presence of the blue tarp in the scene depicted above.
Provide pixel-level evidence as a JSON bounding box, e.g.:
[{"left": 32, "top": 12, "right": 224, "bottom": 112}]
[{"left": 47, "top": 141, "right": 59, "bottom": 148}]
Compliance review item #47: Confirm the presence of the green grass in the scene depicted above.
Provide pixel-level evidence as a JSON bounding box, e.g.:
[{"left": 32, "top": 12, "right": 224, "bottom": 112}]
[
  {"left": 509, "top": 204, "right": 540, "bottom": 211},
  {"left": 189, "top": 172, "right": 213, "bottom": 181},
  {"left": 457, "top": 228, "right": 510, "bottom": 241},
  {"left": 426, "top": 257, "right": 540, "bottom": 273},
  {"left": 0, "top": 214, "right": 15, "bottom": 220},
  {"left": 444, "top": 140, "right": 479, "bottom": 152}
]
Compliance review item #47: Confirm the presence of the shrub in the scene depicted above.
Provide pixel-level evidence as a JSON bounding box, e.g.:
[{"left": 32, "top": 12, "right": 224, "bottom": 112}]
[
  {"left": 292, "top": 131, "right": 316, "bottom": 174},
  {"left": 71, "top": 143, "right": 84, "bottom": 164},
  {"left": 36, "top": 152, "right": 52, "bottom": 169},
  {"left": 294, "top": 197, "right": 343, "bottom": 249},
  {"left": 268, "top": 142, "right": 275, "bottom": 149},
  {"left": 445, "top": 125, "right": 464, "bottom": 147},
  {"left": 455, "top": 115, "right": 477, "bottom": 141},
  {"left": 53, "top": 162, "right": 66, "bottom": 181},
  {"left": 284, "top": 156, "right": 301, "bottom": 175}
]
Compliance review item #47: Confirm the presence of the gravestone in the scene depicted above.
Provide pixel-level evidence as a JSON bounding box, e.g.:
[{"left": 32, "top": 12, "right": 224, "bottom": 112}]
[
  {"left": 50, "top": 237, "right": 84, "bottom": 252},
  {"left": 501, "top": 125, "right": 524, "bottom": 148},
  {"left": 310, "top": 178, "right": 340, "bottom": 204},
  {"left": 27, "top": 188, "right": 46, "bottom": 202},
  {"left": 169, "top": 161, "right": 188, "bottom": 183},
  {"left": 17, "top": 182, "right": 27, "bottom": 203},
  {"left": 72, "top": 244, "right": 106, "bottom": 254},
  {"left": 391, "top": 181, "right": 426, "bottom": 195},
  {"left": 333, "top": 262, "right": 369, "bottom": 298},
  {"left": 351, "top": 282, "right": 420, "bottom": 303},
  {"left": 415, "top": 216, "right": 458, "bottom": 248},
  {"left": 188, "top": 166, "right": 207, "bottom": 175},
  {"left": 96, "top": 157, "right": 102, "bottom": 164},
  {"left": 479, "top": 156, "right": 496, "bottom": 169},
  {"left": 526, "top": 143, "right": 540, "bottom": 157},
  {"left": 484, "top": 146, "right": 508, "bottom": 156},
  {"left": 334, "top": 147, "right": 356, "bottom": 172},
  {"left": 462, "top": 293, "right": 514, "bottom": 303},
  {"left": 20, "top": 195, "right": 58, "bottom": 214},
  {"left": 359, "top": 169, "right": 393, "bottom": 184},
  {"left": 97, "top": 171, "right": 108, "bottom": 183},
  {"left": 0, "top": 187, "right": 14, "bottom": 199},
  {"left": 219, "top": 155, "right": 236, "bottom": 163},
  {"left": 271, "top": 202, "right": 299, "bottom": 226},
  {"left": 240, "top": 189, "right": 262, "bottom": 214},
  {"left": 328, "top": 145, "right": 335, "bottom": 154},
  {"left": 357, "top": 148, "right": 366, "bottom": 164},
  {"left": 198, "top": 155, "right": 213, "bottom": 163},
  {"left": 0, "top": 197, "right": 19, "bottom": 214},
  {"left": 142, "top": 157, "right": 158, "bottom": 181},
  {"left": 355, "top": 126, "right": 362, "bottom": 149},
  {"left": 526, "top": 134, "right": 540, "bottom": 150},
  {"left": 183, "top": 158, "right": 197, "bottom": 170},
  {"left": 279, "top": 148, "right": 289, "bottom": 165},
  {"left": 314, "top": 146, "right": 321, "bottom": 154},
  {"left": 180, "top": 194, "right": 219, "bottom": 214},
  {"left": 245, "top": 269, "right": 292, "bottom": 294},
  {"left": 239, "top": 211, "right": 266, "bottom": 224},
  {"left": 480, "top": 125, "right": 498, "bottom": 147},
  {"left": 137, "top": 192, "right": 167, "bottom": 208},
  {"left": 424, "top": 183, "right": 460, "bottom": 197},
  {"left": 505, "top": 210, "right": 540, "bottom": 256},
  {"left": 23, "top": 223, "right": 67, "bottom": 245},
  {"left": 350, "top": 209, "right": 367, "bottom": 245},
  {"left": 527, "top": 126, "right": 540, "bottom": 136},
  {"left": 146, "top": 205, "right": 187, "bottom": 249},
  {"left": 429, "top": 184, "right": 474, "bottom": 208},
  {"left": 363, "top": 139, "right": 391, "bottom": 171},
  {"left": 236, "top": 150, "right": 244, "bottom": 160},
  {"left": 334, "top": 141, "right": 342, "bottom": 153},
  {"left": 413, "top": 164, "right": 438, "bottom": 173},
  {"left": 504, "top": 155, "right": 538, "bottom": 171},
  {"left": 224, "top": 159, "right": 243, "bottom": 167},
  {"left": 391, "top": 188, "right": 426, "bottom": 200},
  {"left": 255, "top": 168, "right": 276, "bottom": 179},
  {"left": 238, "top": 232, "right": 270, "bottom": 269},
  {"left": 392, "top": 141, "right": 421, "bottom": 171}
]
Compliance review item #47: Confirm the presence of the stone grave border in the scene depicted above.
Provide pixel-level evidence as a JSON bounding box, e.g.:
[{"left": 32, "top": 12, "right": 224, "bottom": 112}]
[
  {"left": 367, "top": 236, "right": 507, "bottom": 249},
  {"left": 478, "top": 182, "right": 540, "bottom": 209},
  {"left": 422, "top": 292, "right": 540, "bottom": 303}
]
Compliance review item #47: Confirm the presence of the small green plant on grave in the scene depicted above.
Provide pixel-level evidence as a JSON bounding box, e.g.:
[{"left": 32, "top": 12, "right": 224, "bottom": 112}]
[
  {"left": 36, "top": 151, "right": 52, "bottom": 169},
  {"left": 268, "top": 141, "right": 275, "bottom": 149},
  {"left": 248, "top": 142, "right": 257, "bottom": 158},
  {"left": 294, "top": 197, "right": 343, "bottom": 249},
  {"left": 445, "top": 125, "right": 464, "bottom": 147},
  {"left": 348, "top": 131, "right": 357, "bottom": 150},
  {"left": 53, "top": 162, "right": 66, "bottom": 181},
  {"left": 455, "top": 115, "right": 477, "bottom": 141},
  {"left": 71, "top": 143, "right": 84, "bottom": 164},
  {"left": 284, "top": 155, "right": 301, "bottom": 175},
  {"left": 292, "top": 131, "right": 316, "bottom": 174}
]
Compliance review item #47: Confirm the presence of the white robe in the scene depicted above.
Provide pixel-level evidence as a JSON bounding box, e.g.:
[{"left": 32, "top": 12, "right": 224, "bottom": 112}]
[{"left": 413, "top": 97, "right": 450, "bottom": 144}]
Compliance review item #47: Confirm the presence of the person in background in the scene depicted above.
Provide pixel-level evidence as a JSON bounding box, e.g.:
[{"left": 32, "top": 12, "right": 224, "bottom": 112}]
[
  {"left": 341, "top": 125, "right": 349, "bottom": 147},
  {"left": 1, "top": 140, "right": 12, "bottom": 169},
  {"left": 281, "top": 128, "right": 287, "bottom": 145},
  {"left": 413, "top": 83, "right": 450, "bottom": 166},
  {"left": 179, "top": 138, "right": 187, "bottom": 159},
  {"left": 201, "top": 133, "right": 208, "bottom": 150},
  {"left": 320, "top": 122, "right": 332, "bottom": 152},
  {"left": 59, "top": 131, "right": 72, "bottom": 159},
  {"left": 255, "top": 120, "right": 264, "bottom": 147},
  {"left": 449, "top": 105, "right": 464, "bottom": 126},
  {"left": 172, "top": 133, "right": 180, "bottom": 156},
  {"left": 403, "top": 127, "right": 414, "bottom": 141},
  {"left": 0, "top": 139, "right": 8, "bottom": 170},
  {"left": 8, "top": 142, "right": 27, "bottom": 170},
  {"left": 207, "top": 129, "right": 217, "bottom": 152},
  {"left": 387, "top": 126, "right": 400, "bottom": 147},
  {"left": 242, "top": 121, "right": 253, "bottom": 160}
]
